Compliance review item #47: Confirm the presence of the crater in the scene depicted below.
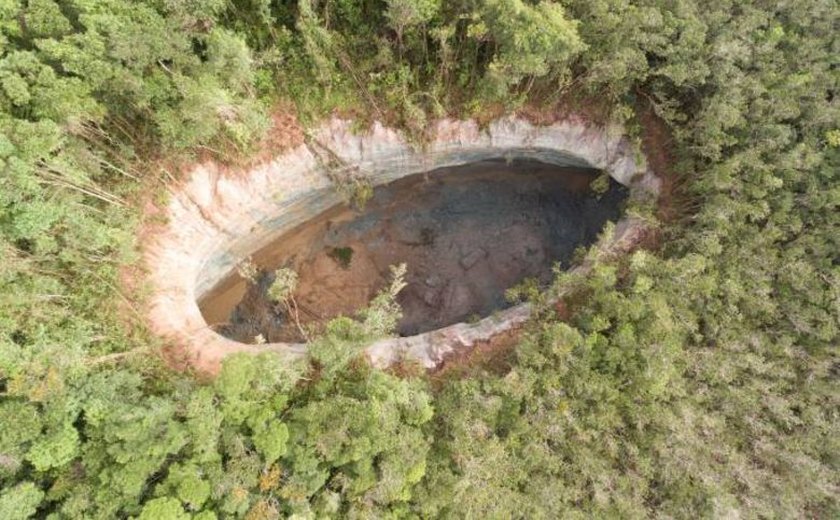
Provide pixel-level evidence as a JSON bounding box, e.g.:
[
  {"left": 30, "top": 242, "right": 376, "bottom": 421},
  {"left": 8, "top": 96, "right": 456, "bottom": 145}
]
[
  {"left": 199, "top": 159, "right": 627, "bottom": 343},
  {"left": 143, "top": 116, "right": 659, "bottom": 373}
]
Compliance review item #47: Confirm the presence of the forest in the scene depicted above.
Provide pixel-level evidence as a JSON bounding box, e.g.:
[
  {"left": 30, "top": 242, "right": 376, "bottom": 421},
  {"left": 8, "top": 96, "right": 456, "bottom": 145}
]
[{"left": 0, "top": 0, "right": 838, "bottom": 518}]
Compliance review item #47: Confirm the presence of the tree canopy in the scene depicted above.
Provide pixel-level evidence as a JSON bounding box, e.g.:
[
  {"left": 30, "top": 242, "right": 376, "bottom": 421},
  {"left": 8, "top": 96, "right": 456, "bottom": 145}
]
[{"left": 0, "top": 0, "right": 838, "bottom": 518}]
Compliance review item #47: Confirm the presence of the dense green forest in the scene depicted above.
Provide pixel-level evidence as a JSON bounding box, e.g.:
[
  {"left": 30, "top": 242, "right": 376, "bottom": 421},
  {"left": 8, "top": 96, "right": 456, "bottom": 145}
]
[{"left": 1, "top": 0, "right": 838, "bottom": 518}]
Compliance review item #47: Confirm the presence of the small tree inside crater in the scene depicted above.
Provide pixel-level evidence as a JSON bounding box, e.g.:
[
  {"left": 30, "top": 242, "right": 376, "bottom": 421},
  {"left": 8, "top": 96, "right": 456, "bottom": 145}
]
[{"left": 268, "top": 268, "right": 308, "bottom": 341}]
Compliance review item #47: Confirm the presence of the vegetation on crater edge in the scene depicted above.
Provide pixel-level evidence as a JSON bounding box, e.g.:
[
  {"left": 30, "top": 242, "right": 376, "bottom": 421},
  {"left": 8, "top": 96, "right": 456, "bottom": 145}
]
[{"left": 1, "top": 0, "right": 838, "bottom": 518}]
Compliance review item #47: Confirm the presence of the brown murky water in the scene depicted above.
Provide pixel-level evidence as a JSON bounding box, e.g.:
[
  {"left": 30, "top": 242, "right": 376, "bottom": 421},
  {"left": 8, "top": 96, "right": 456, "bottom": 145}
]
[{"left": 199, "top": 159, "right": 627, "bottom": 343}]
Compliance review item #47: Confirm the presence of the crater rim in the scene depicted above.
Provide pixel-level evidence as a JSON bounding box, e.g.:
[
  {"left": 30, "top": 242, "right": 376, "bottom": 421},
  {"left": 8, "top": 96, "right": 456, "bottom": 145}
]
[{"left": 143, "top": 115, "right": 660, "bottom": 374}]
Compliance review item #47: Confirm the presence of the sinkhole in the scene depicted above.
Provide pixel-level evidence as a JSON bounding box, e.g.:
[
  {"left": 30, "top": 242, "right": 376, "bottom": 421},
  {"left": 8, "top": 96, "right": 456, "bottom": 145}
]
[
  {"left": 144, "top": 116, "right": 658, "bottom": 372},
  {"left": 198, "top": 159, "right": 628, "bottom": 343}
]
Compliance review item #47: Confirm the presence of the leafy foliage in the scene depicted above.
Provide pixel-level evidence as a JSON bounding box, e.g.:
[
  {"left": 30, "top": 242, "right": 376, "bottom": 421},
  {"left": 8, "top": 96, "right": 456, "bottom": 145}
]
[{"left": 1, "top": 0, "right": 838, "bottom": 518}]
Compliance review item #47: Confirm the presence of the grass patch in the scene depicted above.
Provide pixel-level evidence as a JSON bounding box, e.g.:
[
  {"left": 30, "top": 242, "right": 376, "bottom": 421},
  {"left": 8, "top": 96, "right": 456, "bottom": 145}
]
[{"left": 328, "top": 246, "right": 354, "bottom": 269}]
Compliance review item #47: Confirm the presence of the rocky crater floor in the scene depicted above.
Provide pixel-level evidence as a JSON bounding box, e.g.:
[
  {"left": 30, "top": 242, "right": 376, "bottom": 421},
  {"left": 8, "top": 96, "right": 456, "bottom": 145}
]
[{"left": 200, "top": 159, "right": 627, "bottom": 343}]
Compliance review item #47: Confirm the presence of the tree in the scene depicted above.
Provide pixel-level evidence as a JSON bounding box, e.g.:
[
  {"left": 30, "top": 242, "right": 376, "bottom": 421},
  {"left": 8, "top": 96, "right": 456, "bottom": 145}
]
[
  {"left": 475, "top": 0, "right": 586, "bottom": 97},
  {"left": 385, "top": 0, "right": 441, "bottom": 57},
  {"left": 0, "top": 482, "right": 43, "bottom": 520}
]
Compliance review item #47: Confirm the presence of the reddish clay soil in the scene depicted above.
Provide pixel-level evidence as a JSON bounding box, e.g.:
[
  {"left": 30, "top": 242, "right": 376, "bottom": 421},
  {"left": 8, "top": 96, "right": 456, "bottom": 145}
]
[{"left": 636, "top": 101, "right": 682, "bottom": 224}]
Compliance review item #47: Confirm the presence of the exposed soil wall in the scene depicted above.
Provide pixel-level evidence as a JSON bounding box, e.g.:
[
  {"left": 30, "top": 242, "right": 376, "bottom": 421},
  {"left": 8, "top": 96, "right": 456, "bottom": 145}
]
[{"left": 144, "top": 116, "right": 658, "bottom": 373}]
